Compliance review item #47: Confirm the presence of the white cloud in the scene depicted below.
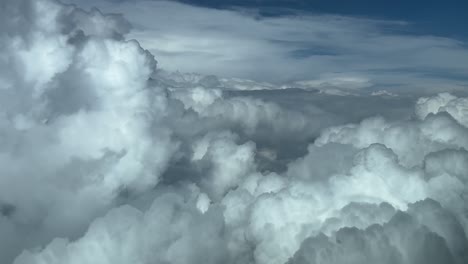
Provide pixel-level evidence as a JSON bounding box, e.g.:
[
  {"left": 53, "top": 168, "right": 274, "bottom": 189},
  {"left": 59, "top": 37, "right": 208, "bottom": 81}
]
[
  {"left": 0, "top": 0, "right": 176, "bottom": 260},
  {"left": 416, "top": 93, "right": 468, "bottom": 127},
  {"left": 1, "top": 1, "right": 468, "bottom": 264},
  {"left": 289, "top": 199, "right": 466, "bottom": 264},
  {"left": 64, "top": 0, "right": 468, "bottom": 92}
]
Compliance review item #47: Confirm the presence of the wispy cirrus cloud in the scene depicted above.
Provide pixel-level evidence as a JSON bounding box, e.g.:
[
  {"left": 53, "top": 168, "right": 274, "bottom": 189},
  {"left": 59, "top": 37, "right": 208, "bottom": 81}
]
[{"left": 65, "top": 0, "right": 468, "bottom": 93}]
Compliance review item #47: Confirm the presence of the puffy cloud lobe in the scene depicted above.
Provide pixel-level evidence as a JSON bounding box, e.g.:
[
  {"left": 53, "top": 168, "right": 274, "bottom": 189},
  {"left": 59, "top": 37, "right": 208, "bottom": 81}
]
[
  {"left": 424, "top": 149, "right": 468, "bottom": 182},
  {"left": 191, "top": 132, "right": 257, "bottom": 200},
  {"left": 170, "top": 86, "right": 313, "bottom": 139},
  {"left": 18, "top": 134, "right": 467, "bottom": 264},
  {"left": 233, "top": 144, "right": 425, "bottom": 264},
  {"left": 14, "top": 193, "right": 229, "bottom": 264},
  {"left": 0, "top": 0, "right": 326, "bottom": 262},
  {"left": 0, "top": 0, "right": 175, "bottom": 261},
  {"left": 216, "top": 94, "right": 468, "bottom": 264},
  {"left": 416, "top": 93, "right": 468, "bottom": 127},
  {"left": 288, "top": 199, "right": 468, "bottom": 264},
  {"left": 315, "top": 111, "right": 468, "bottom": 167}
]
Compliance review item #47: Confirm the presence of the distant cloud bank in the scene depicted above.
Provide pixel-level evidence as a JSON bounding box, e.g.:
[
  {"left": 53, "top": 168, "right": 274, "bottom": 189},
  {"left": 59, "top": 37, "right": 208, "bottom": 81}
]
[{"left": 1, "top": 1, "right": 468, "bottom": 264}]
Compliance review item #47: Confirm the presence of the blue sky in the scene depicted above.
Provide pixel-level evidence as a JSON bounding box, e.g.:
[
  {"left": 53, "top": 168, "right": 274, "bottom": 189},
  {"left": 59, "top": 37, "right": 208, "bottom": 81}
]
[
  {"left": 174, "top": 0, "right": 468, "bottom": 40},
  {"left": 66, "top": 0, "right": 468, "bottom": 93}
]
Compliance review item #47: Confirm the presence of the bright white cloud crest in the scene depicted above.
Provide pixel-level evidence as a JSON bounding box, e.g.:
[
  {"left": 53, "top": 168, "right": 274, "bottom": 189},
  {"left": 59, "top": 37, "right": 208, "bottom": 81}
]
[{"left": 0, "top": 1, "right": 467, "bottom": 264}]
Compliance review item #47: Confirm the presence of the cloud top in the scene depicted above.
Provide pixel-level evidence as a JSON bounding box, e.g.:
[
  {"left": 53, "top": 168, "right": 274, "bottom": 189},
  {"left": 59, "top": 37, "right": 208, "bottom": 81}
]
[{"left": 0, "top": 1, "right": 467, "bottom": 264}]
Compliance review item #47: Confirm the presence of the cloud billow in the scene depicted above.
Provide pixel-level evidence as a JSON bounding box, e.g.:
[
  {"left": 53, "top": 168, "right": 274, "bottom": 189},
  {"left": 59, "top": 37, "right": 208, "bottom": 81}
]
[{"left": 0, "top": 1, "right": 467, "bottom": 264}]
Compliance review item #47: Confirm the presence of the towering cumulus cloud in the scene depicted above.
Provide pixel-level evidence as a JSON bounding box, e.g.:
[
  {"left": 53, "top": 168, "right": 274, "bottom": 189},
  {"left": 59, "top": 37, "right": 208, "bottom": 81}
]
[
  {"left": 0, "top": 0, "right": 176, "bottom": 261},
  {"left": 1, "top": 0, "right": 467, "bottom": 264}
]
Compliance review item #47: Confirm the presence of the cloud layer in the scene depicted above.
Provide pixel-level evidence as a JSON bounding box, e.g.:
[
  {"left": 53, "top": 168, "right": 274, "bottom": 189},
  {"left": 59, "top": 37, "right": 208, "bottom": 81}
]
[
  {"left": 66, "top": 0, "right": 468, "bottom": 92},
  {"left": 0, "top": 1, "right": 467, "bottom": 264}
]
